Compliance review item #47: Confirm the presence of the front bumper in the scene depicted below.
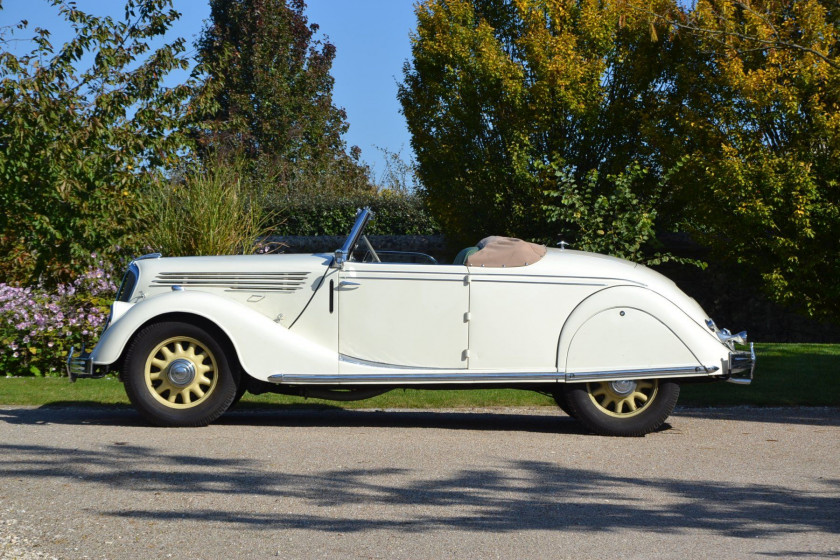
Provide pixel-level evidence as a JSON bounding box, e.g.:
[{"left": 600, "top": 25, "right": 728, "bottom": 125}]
[
  {"left": 66, "top": 345, "right": 108, "bottom": 382},
  {"left": 726, "top": 342, "right": 755, "bottom": 385}
]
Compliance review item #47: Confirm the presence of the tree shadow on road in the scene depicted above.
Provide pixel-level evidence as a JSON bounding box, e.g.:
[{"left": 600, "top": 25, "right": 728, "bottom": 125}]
[{"left": 0, "top": 437, "right": 837, "bottom": 542}]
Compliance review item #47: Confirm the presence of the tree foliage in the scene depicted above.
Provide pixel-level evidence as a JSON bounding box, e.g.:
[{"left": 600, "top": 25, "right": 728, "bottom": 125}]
[
  {"left": 543, "top": 162, "right": 674, "bottom": 264},
  {"left": 399, "top": 0, "right": 678, "bottom": 251},
  {"left": 190, "top": 0, "right": 373, "bottom": 197},
  {"left": 658, "top": 0, "right": 840, "bottom": 317},
  {"left": 401, "top": 0, "right": 839, "bottom": 317},
  {"left": 272, "top": 190, "right": 439, "bottom": 237},
  {"left": 0, "top": 0, "right": 192, "bottom": 284}
]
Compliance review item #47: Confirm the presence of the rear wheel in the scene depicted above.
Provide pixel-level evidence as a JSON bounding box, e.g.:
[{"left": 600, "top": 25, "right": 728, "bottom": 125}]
[
  {"left": 565, "top": 379, "right": 679, "bottom": 436},
  {"left": 552, "top": 388, "right": 576, "bottom": 418},
  {"left": 123, "top": 321, "right": 239, "bottom": 427}
]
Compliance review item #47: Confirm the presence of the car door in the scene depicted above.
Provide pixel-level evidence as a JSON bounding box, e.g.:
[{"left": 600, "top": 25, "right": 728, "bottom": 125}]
[
  {"left": 467, "top": 267, "right": 605, "bottom": 370},
  {"left": 338, "top": 262, "right": 469, "bottom": 369}
]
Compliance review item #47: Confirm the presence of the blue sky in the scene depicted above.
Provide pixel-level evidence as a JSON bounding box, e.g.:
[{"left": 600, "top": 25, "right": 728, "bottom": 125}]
[{"left": 0, "top": 0, "right": 417, "bottom": 182}]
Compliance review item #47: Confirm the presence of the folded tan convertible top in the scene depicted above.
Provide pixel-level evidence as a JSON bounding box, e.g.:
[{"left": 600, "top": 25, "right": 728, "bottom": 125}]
[{"left": 465, "top": 236, "right": 547, "bottom": 268}]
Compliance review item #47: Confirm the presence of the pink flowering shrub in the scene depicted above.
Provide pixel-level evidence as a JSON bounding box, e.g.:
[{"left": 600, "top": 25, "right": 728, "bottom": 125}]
[{"left": 0, "top": 262, "right": 117, "bottom": 377}]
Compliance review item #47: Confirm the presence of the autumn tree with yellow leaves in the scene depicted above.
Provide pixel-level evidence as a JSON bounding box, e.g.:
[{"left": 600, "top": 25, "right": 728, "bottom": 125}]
[
  {"left": 400, "top": 0, "right": 839, "bottom": 317},
  {"left": 659, "top": 0, "right": 839, "bottom": 317}
]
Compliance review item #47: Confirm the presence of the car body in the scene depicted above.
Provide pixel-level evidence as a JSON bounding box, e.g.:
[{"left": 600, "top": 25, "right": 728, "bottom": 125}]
[{"left": 68, "top": 207, "right": 754, "bottom": 435}]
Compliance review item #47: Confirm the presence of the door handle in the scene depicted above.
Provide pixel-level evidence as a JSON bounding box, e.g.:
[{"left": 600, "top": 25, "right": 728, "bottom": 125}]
[{"left": 338, "top": 281, "right": 361, "bottom": 289}]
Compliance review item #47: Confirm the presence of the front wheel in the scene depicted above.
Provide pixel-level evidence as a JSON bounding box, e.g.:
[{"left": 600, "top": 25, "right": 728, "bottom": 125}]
[
  {"left": 123, "top": 321, "right": 239, "bottom": 427},
  {"left": 563, "top": 379, "right": 679, "bottom": 436}
]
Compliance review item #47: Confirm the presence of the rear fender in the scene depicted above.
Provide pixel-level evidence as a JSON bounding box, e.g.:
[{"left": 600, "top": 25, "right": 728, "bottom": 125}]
[{"left": 557, "top": 286, "right": 727, "bottom": 378}]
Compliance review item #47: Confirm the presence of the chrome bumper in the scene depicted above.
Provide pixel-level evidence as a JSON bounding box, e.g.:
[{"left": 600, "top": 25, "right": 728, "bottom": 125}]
[
  {"left": 66, "top": 345, "right": 107, "bottom": 382},
  {"left": 727, "top": 342, "right": 755, "bottom": 385}
]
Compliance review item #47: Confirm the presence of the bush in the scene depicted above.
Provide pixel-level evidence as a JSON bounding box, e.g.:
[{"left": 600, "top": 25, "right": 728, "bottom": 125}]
[
  {"left": 270, "top": 191, "right": 440, "bottom": 236},
  {"left": 541, "top": 162, "right": 694, "bottom": 266},
  {"left": 0, "top": 261, "right": 116, "bottom": 377}
]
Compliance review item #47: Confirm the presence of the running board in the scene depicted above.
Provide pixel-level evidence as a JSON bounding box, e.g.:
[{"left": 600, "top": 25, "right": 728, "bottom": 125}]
[{"left": 267, "top": 366, "right": 718, "bottom": 385}]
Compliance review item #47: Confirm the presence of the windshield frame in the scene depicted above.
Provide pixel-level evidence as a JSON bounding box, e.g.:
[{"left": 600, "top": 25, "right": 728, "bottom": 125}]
[{"left": 333, "top": 207, "right": 373, "bottom": 267}]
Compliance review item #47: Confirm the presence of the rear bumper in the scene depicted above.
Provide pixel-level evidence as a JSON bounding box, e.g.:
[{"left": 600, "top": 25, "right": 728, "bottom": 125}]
[{"left": 726, "top": 343, "right": 755, "bottom": 385}]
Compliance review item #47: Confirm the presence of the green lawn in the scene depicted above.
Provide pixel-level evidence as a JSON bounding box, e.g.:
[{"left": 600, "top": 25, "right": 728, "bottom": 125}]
[
  {"left": 0, "top": 343, "right": 837, "bottom": 408},
  {"left": 678, "top": 342, "right": 839, "bottom": 406}
]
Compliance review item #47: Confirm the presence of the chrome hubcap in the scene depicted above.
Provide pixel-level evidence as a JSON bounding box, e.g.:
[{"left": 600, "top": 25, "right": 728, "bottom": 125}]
[
  {"left": 609, "top": 379, "right": 637, "bottom": 396},
  {"left": 167, "top": 358, "right": 196, "bottom": 387}
]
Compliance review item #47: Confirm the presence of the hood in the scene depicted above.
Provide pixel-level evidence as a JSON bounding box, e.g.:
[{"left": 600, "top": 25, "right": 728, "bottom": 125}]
[{"left": 121, "top": 253, "right": 334, "bottom": 327}]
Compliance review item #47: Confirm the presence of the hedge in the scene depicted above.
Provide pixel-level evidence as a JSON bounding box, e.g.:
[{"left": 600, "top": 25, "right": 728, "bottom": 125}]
[{"left": 267, "top": 192, "right": 440, "bottom": 236}]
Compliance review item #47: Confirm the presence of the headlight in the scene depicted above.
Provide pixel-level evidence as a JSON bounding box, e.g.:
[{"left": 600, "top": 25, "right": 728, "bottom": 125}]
[{"left": 116, "top": 263, "right": 139, "bottom": 302}]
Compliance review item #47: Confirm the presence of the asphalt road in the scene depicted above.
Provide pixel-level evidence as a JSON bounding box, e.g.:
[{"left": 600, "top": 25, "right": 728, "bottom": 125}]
[{"left": 0, "top": 405, "right": 838, "bottom": 559}]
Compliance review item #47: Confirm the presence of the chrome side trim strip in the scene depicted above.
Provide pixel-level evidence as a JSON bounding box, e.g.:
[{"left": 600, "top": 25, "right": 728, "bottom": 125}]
[
  {"left": 338, "top": 354, "right": 448, "bottom": 371},
  {"left": 469, "top": 279, "right": 607, "bottom": 287},
  {"left": 269, "top": 372, "right": 564, "bottom": 384},
  {"left": 267, "top": 365, "right": 719, "bottom": 385},
  {"left": 565, "top": 365, "right": 718, "bottom": 382}
]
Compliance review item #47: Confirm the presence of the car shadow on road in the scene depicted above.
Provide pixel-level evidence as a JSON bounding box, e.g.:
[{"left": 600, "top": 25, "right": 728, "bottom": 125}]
[
  {"left": 675, "top": 406, "right": 840, "bottom": 427},
  {"left": 2, "top": 402, "right": 837, "bottom": 430},
  {"left": 0, "top": 405, "right": 591, "bottom": 434},
  {"left": 0, "top": 405, "right": 146, "bottom": 426},
  {"left": 0, "top": 437, "right": 837, "bottom": 545},
  {"left": 219, "top": 407, "right": 592, "bottom": 434}
]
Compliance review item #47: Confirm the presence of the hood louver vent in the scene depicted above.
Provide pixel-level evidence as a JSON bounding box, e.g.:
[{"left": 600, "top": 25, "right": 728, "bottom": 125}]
[{"left": 152, "top": 272, "right": 309, "bottom": 293}]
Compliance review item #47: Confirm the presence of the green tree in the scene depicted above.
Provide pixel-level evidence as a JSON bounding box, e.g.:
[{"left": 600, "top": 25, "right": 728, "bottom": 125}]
[
  {"left": 399, "top": 0, "right": 679, "bottom": 252},
  {"left": 190, "top": 0, "right": 373, "bottom": 197},
  {"left": 542, "top": 162, "right": 675, "bottom": 264},
  {"left": 0, "top": 0, "right": 192, "bottom": 284}
]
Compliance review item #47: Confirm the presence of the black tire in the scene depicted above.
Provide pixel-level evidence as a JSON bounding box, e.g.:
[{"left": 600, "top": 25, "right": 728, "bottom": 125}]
[
  {"left": 227, "top": 376, "right": 249, "bottom": 410},
  {"left": 552, "top": 387, "right": 577, "bottom": 418},
  {"left": 565, "top": 379, "right": 679, "bottom": 437},
  {"left": 123, "top": 321, "right": 239, "bottom": 427}
]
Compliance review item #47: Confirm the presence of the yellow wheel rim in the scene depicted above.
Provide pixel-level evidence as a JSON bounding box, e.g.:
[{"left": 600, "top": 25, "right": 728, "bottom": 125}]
[
  {"left": 586, "top": 379, "right": 658, "bottom": 418},
  {"left": 144, "top": 336, "right": 218, "bottom": 409}
]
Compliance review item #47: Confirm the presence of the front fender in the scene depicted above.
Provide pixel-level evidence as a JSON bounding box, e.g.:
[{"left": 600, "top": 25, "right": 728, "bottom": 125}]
[
  {"left": 557, "top": 285, "right": 728, "bottom": 377},
  {"left": 90, "top": 291, "right": 337, "bottom": 380}
]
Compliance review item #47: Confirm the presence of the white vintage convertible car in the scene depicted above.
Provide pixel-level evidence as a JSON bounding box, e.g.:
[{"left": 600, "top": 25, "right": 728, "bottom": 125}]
[{"left": 68, "top": 207, "right": 754, "bottom": 436}]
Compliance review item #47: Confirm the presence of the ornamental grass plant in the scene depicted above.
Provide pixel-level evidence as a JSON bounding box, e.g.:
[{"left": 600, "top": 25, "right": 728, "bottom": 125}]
[{"left": 140, "top": 161, "right": 273, "bottom": 257}]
